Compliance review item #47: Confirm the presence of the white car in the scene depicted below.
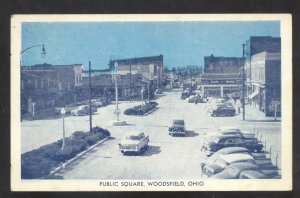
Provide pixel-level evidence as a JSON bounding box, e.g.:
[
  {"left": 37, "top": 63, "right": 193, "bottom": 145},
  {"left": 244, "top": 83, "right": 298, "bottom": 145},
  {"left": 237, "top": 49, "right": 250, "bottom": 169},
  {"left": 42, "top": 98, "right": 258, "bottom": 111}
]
[
  {"left": 71, "top": 105, "right": 97, "bottom": 116},
  {"left": 118, "top": 131, "right": 149, "bottom": 154}
]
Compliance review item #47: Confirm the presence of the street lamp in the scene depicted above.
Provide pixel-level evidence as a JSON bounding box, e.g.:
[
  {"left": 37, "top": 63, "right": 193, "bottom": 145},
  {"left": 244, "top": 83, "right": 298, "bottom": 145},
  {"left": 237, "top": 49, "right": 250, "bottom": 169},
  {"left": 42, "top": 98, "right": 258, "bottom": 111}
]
[
  {"left": 112, "top": 61, "right": 126, "bottom": 126},
  {"left": 20, "top": 44, "right": 46, "bottom": 65},
  {"left": 60, "top": 107, "right": 66, "bottom": 150},
  {"left": 20, "top": 44, "right": 46, "bottom": 122}
]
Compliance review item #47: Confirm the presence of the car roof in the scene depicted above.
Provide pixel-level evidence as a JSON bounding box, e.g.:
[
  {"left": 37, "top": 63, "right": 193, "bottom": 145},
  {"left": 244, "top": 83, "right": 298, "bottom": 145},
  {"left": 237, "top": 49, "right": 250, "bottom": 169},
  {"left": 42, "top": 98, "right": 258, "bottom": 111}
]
[
  {"left": 219, "top": 153, "right": 254, "bottom": 163},
  {"left": 218, "top": 126, "right": 240, "bottom": 131},
  {"left": 226, "top": 162, "right": 258, "bottom": 171},
  {"left": 124, "top": 131, "right": 143, "bottom": 136},
  {"left": 214, "top": 134, "right": 243, "bottom": 139},
  {"left": 215, "top": 147, "right": 249, "bottom": 155},
  {"left": 173, "top": 119, "right": 184, "bottom": 122}
]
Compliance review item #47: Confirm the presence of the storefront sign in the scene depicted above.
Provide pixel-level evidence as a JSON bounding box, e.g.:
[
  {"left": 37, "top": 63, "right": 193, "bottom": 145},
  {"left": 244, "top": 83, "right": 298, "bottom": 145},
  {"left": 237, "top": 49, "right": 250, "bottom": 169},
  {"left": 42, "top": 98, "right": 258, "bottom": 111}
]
[{"left": 202, "top": 79, "right": 241, "bottom": 85}]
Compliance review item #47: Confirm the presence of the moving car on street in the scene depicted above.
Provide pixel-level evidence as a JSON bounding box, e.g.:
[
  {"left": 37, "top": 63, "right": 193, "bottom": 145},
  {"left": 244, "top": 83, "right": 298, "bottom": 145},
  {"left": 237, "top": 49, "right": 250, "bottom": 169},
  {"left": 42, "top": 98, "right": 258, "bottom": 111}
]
[
  {"left": 118, "top": 131, "right": 149, "bottom": 155},
  {"left": 71, "top": 105, "right": 97, "bottom": 116},
  {"left": 168, "top": 119, "right": 186, "bottom": 136},
  {"left": 201, "top": 134, "right": 264, "bottom": 156}
]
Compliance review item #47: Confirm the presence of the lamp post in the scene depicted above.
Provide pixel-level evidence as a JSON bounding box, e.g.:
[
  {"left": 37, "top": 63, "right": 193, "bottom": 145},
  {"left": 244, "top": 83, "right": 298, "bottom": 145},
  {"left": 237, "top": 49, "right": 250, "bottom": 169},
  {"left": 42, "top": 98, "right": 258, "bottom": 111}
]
[
  {"left": 21, "top": 44, "right": 46, "bottom": 65},
  {"left": 60, "top": 107, "right": 66, "bottom": 150},
  {"left": 141, "top": 87, "right": 144, "bottom": 105},
  {"left": 112, "top": 61, "right": 126, "bottom": 126},
  {"left": 20, "top": 44, "right": 46, "bottom": 121}
]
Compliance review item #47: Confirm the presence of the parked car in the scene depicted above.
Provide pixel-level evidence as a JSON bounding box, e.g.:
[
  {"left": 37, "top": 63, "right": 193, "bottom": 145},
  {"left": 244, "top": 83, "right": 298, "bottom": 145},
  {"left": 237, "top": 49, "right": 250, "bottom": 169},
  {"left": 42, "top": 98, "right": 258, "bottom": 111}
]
[
  {"left": 91, "top": 99, "right": 103, "bottom": 107},
  {"left": 200, "top": 147, "right": 267, "bottom": 171},
  {"left": 187, "top": 95, "right": 204, "bottom": 103},
  {"left": 201, "top": 153, "right": 256, "bottom": 178},
  {"left": 71, "top": 105, "right": 97, "bottom": 116},
  {"left": 118, "top": 131, "right": 149, "bottom": 154},
  {"left": 168, "top": 119, "right": 186, "bottom": 136},
  {"left": 238, "top": 170, "right": 268, "bottom": 179},
  {"left": 181, "top": 91, "right": 190, "bottom": 100},
  {"left": 211, "top": 105, "right": 236, "bottom": 117},
  {"left": 201, "top": 134, "right": 264, "bottom": 156},
  {"left": 210, "top": 162, "right": 279, "bottom": 179},
  {"left": 204, "top": 127, "right": 256, "bottom": 140},
  {"left": 155, "top": 89, "right": 163, "bottom": 94}
]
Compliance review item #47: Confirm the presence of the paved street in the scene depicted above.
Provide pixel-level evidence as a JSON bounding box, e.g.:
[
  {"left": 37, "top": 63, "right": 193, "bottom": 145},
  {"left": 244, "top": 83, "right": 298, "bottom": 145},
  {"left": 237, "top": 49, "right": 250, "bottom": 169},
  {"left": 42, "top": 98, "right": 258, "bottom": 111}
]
[{"left": 22, "top": 90, "right": 281, "bottom": 179}]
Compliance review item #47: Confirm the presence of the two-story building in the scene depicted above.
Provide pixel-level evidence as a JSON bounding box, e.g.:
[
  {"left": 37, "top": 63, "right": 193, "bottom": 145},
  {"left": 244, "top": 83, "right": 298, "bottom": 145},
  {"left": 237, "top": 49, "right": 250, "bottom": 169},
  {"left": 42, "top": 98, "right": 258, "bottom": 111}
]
[
  {"left": 199, "top": 54, "right": 243, "bottom": 98},
  {"left": 248, "top": 52, "right": 281, "bottom": 116},
  {"left": 21, "top": 63, "right": 83, "bottom": 114}
]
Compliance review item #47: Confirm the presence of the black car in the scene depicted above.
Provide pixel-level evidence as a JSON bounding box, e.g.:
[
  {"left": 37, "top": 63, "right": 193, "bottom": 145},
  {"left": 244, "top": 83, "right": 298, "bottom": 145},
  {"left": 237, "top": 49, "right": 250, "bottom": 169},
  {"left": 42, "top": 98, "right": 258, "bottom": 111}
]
[
  {"left": 201, "top": 134, "right": 264, "bottom": 156},
  {"left": 211, "top": 105, "right": 236, "bottom": 117},
  {"left": 181, "top": 91, "right": 190, "bottom": 100}
]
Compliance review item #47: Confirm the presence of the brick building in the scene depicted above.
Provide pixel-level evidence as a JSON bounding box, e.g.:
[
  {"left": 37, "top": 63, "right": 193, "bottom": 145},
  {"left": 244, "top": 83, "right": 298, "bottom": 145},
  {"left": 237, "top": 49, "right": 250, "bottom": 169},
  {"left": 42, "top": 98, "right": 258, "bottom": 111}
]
[
  {"left": 21, "top": 64, "right": 83, "bottom": 114},
  {"left": 200, "top": 55, "right": 243, "bottom": 98},
  {"left": 245, "top": 36, "right": 281, "bottom": 81},
  {"left": 247, "top": 52, "right": 281, "bottom": 116},
  {"left": 80, "top": 73, "right": 153, "bottom": 101},
  {"left": 108, "top": 55, "right": 164, "bottom": 81}
]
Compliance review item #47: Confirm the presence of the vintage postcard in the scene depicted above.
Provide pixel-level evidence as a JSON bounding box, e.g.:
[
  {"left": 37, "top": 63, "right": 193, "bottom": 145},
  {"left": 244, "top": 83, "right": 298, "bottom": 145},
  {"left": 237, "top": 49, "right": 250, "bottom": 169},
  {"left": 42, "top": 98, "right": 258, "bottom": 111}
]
[{"left": 11, "top": 14, "right": 292, "bottom": 191}]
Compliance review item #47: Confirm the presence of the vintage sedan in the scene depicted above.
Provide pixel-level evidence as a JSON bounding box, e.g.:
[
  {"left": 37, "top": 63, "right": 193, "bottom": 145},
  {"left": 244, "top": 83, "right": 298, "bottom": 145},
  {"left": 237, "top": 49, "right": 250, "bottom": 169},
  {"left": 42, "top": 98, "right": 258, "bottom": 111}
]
[
  {"left": 202, "top": 153, "right": 255, "bottom": 178},
  {"left": 118, "top": 131, "right": 149, "bottom": 154},
  {"left": 201, "top": 134, "right": 264, "bottom": 156},
  {"left": 211, "top": 105, "right": 236, "bottom": 117},
  {"left": 200, "top": 147, "right": 266, "bottom": 171},
  {"left": 210, "top": 162, "right": 279, "bottom": 179},
  {"left": 204, "top": 127, "right": 256, "bottom": 140},
  {"left": 168, "top": 119, "right": 186, "bottom": 136},
  {"left": 71, "top": 105, "right": 97, "bottom": 116}
]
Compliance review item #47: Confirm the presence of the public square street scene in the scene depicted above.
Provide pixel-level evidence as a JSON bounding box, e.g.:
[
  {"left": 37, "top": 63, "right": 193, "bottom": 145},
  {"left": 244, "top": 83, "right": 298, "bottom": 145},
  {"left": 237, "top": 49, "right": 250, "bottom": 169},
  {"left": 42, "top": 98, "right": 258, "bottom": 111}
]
[
  {"left": 19, "top": 20, "right": 283, "bottom": 180},
  {"left": 21, "top": 90, "right": 281, "bottom": 179}
]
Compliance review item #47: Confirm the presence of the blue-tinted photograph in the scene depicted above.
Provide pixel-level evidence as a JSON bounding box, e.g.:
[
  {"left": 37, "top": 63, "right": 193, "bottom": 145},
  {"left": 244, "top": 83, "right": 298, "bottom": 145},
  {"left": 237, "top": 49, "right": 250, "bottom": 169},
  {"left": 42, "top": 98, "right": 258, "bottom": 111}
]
[{"left": 20, "top": 21, "right": 282, "bottom": 180}]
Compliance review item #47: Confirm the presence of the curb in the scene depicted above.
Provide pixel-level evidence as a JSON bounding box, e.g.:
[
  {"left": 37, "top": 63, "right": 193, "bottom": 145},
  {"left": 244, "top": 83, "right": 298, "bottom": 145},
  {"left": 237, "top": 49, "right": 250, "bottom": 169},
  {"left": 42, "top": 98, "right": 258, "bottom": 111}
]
[
  {"left": 143, "top": 107, "right": 158, "bottom": 116},
  {"left": 47, "top": 136, "right": 110, "bottom": 178}
]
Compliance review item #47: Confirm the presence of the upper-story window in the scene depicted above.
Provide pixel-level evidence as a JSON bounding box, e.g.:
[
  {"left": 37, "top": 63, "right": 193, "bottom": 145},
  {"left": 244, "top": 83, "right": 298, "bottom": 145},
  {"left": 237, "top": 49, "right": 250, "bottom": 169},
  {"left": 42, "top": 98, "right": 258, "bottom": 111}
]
[
  {"left": 35, "top": 79, "right": 38, "bottom": 88},
  {"left": 21, "top": 80, "right": 24, "bottom": 90},
  {"left": 41, "top": 79, "right": 43, "bottom": 88}
]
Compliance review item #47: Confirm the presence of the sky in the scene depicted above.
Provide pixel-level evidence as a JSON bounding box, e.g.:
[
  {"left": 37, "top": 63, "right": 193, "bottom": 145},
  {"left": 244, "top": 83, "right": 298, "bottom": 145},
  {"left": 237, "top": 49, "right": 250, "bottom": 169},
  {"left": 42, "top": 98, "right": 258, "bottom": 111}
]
[{"left": 21, "top": 21, "right": 280, "bottom": 70}]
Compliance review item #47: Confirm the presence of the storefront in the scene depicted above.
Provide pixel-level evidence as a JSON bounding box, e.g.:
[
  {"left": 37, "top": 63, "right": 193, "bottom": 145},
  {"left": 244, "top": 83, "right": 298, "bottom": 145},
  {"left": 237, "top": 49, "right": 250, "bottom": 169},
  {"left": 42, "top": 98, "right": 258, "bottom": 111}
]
[{"left": 200, "top": 78, "right": 242, "bottom": 98}]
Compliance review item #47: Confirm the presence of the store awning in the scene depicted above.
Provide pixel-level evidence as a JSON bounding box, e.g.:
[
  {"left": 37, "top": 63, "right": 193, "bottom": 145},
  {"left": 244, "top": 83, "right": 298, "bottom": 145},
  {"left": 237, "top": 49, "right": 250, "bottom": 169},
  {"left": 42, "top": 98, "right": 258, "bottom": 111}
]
[{"left": 248, "top": 90, "right": 259, "bottom": 99}]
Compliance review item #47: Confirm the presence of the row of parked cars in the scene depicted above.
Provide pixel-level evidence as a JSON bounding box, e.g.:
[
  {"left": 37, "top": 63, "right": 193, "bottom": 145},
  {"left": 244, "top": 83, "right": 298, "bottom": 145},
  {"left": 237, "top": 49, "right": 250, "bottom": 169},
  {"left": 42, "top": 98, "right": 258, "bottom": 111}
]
[
  {"left": 55, "top": 98, "right": 110, "bottom": 116},
  {"left": 200, "top": 127, "right": 280, "bottom": 179}
]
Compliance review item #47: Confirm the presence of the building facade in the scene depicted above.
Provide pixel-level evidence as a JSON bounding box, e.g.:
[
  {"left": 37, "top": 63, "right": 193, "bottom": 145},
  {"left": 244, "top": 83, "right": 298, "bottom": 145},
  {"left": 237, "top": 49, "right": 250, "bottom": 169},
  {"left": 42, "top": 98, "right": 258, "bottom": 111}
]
[
  {"left": 245, "top": 36, "right": 281, "bottom": 82},
  {"left": 108, "top": 55, "right": 164, "bottom": 81},
  {"left": 200, "top": 55, "right": 243, "bottom": 98},
  {"left": 248, "top": 52, "right": 281, "bottom": 116},
  {"left": 80, "top": 73, "right": 153, "bottom": 101},
  {"left": 21, "top": 64, "right": 83, "bottom": 114}
]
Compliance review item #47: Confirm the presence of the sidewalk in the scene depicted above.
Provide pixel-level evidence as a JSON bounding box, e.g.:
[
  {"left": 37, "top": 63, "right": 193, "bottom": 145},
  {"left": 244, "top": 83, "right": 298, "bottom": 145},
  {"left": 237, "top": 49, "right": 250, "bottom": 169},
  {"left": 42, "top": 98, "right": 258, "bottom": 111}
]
[{"left": 237, "top": 104, "right": 281, "bottom": 122}]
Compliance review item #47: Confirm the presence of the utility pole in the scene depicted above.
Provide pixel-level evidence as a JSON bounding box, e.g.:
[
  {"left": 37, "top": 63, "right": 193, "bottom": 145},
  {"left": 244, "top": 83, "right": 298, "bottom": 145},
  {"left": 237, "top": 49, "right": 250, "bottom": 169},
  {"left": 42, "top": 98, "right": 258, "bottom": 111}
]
[
  {"left": 129, "top": 63, "right": 132, "bottom": 102},
  {"left": 89, "top": 61, "right": 92, "bottom": 132},
  {"left": 242, "top": 43, "right": 246, "bottom": 120}
]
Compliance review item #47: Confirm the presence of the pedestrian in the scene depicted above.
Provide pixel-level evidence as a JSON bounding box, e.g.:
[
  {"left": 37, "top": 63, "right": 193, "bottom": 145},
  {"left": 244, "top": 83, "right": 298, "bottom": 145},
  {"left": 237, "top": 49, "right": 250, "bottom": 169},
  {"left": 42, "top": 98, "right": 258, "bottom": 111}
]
[{"left": 195, "top": 99, "right": 198, "bottom": 105}]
